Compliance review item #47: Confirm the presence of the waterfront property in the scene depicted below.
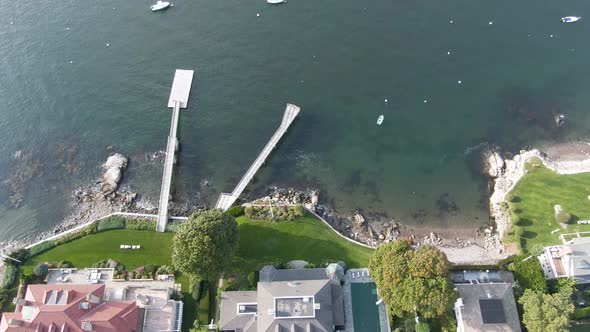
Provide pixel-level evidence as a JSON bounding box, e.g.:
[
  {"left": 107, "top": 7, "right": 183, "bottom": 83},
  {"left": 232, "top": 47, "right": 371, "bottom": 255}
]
[
  {"left": 220, "top": 265, "right": 389, "bottom": 332},
  {"left": 538, "top": 237, "right": 590, "bottom": 283},
  {"left": 0, "top": 283, "right": 140, "bottom": 332},
  {"left": 452, "top": 271, "right": 521, "bottom": 332}
]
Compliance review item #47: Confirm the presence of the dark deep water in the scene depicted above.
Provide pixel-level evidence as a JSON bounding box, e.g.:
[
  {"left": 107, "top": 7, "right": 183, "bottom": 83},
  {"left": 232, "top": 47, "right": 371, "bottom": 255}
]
[{"left": 1, "top": 0, "right": 590, "bottom": 242}]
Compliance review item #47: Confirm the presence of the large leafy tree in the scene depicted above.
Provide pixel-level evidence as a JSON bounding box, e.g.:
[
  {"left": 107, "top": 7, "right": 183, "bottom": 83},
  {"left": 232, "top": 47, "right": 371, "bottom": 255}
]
[
  {"left": 369, "top": 240, "right": 456, "bottom": 320},
  {"left": 519, "top": 289, "right": 574, "bottom": 332},
  {"left": 172, "top": 209, "right": 239, "bottom": 281}
]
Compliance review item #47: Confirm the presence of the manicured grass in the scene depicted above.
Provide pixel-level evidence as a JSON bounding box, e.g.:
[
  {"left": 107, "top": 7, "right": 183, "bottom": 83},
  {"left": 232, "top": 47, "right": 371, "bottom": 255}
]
[
  {"left": 230, "top": 213, "right": 373, "bottom": 284},
  {"left": 506, "top": 160, "right": 590, "bottom": 252},
  {"left": 23, "top": 230, "right": 174, "bottom": 273}
]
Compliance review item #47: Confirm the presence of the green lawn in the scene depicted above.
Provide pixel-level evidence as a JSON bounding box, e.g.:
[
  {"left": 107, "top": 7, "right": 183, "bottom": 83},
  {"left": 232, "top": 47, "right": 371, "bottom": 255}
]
[
  {"left": 228, "top": 213, "right": 373, "bottom": 287},
  {"left": 506, "top": 160, "right": 590, "bottom": 252}
]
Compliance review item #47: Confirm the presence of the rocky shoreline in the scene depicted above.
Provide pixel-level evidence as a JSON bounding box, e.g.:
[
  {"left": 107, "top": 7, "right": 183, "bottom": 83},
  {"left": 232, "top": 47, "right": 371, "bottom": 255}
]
[{"left": 4, "top": 142, "right": 590, "bottom": 268}]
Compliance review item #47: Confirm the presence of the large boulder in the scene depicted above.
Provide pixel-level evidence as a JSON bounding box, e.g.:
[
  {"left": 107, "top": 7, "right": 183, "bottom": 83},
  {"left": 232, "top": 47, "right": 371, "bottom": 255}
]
[
  {"left": 101, "top": 154, "right": 128, "bottom": 194},
  {"left": 483, "top": 148, "right": 505, "bottom": 178}
]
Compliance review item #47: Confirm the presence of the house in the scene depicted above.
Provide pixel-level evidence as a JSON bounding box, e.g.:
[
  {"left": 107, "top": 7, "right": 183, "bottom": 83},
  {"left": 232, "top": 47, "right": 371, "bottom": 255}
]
[
  {"left": 219, "top": 264, "right": 347, "bottom": 332},
  {"left": 452, "top": 271, "right": 521, "bottom": 332},
  {"left": 1, "top": 268, "right": 184, "bottom": 332},
  {"left": 0, "top": 284, "right": 139, "bottom": 332},
  {"left": 539, "top": 237, "right": 590, "bottom": 283}
]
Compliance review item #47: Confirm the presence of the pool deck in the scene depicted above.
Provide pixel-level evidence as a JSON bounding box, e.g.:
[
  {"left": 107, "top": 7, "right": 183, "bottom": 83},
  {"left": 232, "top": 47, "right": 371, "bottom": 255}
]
[{"left": 343, "top": 268, "right": 390, "bottom": 332}]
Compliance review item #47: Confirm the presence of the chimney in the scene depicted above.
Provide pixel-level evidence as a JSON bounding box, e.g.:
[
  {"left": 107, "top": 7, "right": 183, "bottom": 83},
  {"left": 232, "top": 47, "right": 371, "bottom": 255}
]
[{"left": 81, "top": 322, "right": 92, "bottom": 331}]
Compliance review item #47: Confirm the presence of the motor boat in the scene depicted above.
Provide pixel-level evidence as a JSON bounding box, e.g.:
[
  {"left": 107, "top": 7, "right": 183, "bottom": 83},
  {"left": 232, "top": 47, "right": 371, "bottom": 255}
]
[
  {"left": 151, "top": 1, "right": 172, "bottom": 12},
  {"left": 561, "top": 16, "right": 581, "bottom": 23},
  {"left": 267, "top": 0, "right": 286, "bottom": 4},
  {"left": 377, "top": 115, "right": 384, "bottom": 125}
]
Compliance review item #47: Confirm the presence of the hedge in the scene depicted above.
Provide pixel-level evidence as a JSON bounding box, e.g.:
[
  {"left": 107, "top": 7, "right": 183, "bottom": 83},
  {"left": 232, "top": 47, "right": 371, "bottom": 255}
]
[
  {"left": 125, "top": 219, "right": 156, "bottom": 230},
  {"left": 1, "top": 264, "right": 19, "bottom": 289},
  {"left": 573, "top": 306, "right": 590, "bottom": 320},
  {"left": 97, "top": 216, "right": 126, "bottom": 231},
  {"left": 226, "top": 206, "right": 245, "bottom": 217},
  {"left": 29, "top": 241, "right": 58, "bottom": 256}
]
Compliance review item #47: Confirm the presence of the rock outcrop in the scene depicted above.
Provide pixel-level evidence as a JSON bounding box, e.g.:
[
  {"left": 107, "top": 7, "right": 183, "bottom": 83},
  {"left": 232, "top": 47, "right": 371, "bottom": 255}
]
[{"left": 101, "top": 154, "right": 128, "bottom": 195}]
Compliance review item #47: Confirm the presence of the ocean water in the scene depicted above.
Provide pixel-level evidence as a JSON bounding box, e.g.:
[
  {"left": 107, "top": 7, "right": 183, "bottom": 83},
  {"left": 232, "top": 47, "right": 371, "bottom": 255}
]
[{"left": 1, "top": 0, "right": 590, "bottom": 242}]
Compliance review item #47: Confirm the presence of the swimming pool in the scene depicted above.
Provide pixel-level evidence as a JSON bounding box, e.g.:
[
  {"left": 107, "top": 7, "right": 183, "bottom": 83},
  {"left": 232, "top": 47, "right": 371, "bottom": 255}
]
[{"left": 350, "top": 282, "right": 382, "bottom": 332}]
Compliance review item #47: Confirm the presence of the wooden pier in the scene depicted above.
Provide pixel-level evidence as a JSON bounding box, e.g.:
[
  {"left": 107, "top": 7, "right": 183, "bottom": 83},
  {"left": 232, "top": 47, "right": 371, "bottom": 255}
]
[
  {"left": 215, "top": 103, "right": 300, "bottom": 211},
  {"left": 157, "top": 70, "right": 194, "bottom": 232}
]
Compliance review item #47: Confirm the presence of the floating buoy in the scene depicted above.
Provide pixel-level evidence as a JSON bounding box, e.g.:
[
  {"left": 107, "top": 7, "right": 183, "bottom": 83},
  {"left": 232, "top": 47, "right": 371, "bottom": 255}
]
[
  {"left": 10, "top": 21, "right": 14, "bottom": 25},
  {"left": 550, "top": 34, "right": 554, "bottom": 38},
  {"left": 256, "top": 13, "right": 260, "bottom": 17},
  {"left": 424, "top": 100, "right": 428, "bottom": 103},
  {"left": 458, "top": 80, "right": 462, "bottom": 84},
  {"left": 450, "top": 20, "right": 454, "bottom": 23},
  {"left": 447, "top": 51, "right": 451, "bottom": 55},
  {"left": 488, "top": 21, "right": 493, "bottom": 25},
  {"left": 106, "top": 43, "right": 110, "bottom": 47},
  {"left": 571, "top": 48, "right": 575, "bottom": 51},
  {"left": 384, "top": 99, "right": 388, "bottom": 103},
  {"left": 69, "top": 60, "right": 73, "bottom": 64},
  {"left": 66, "top": 27, "right": 70, "bottom": 31}
]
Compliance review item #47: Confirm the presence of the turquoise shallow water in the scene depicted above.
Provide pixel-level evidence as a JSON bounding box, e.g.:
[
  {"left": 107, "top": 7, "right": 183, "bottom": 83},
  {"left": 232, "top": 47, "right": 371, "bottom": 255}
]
[{"left": 1, "top": 0, "right": 590, "bottom": 241}]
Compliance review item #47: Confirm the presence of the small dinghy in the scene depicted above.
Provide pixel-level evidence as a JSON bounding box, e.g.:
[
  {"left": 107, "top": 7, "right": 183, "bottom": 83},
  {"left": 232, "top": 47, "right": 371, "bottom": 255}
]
[
  {"left": 561, "top": 16, "right": 581, "bottom": 23},
  {"left": 267, "top": 0, "right": 286, "bottom": 3},
  {"left": 377, "top": 115, "right": 384, "bottom": 125},
  {"left": 151, "top": 1, "right": 172, "bottom": 12}
]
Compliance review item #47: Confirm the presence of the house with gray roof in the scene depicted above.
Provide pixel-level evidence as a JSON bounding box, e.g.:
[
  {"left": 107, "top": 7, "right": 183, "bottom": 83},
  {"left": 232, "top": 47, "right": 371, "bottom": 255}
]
[
  {"left": 219, "top": 264, "right": 346, "bottom": 332},
  {"left": 453, "top": 271, "right": 521, "bottom": 332},
  {"left": 539, "top": 237, "right": 590, "bottom": 283}
]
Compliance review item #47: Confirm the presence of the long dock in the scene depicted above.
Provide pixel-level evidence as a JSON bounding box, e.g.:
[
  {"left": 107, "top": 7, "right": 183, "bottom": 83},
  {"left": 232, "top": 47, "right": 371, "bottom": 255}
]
[
  {"left": 215, "top": 103, "right": 300, "bottom": 211},
  {"left": 157, "top": 70, "right": 194, "bottom": 232}
]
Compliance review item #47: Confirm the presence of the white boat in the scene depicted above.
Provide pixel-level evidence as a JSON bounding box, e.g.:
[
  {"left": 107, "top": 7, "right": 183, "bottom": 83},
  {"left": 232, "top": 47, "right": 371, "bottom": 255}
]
[
  {"left": 377, "top": 115, "right": 384, "bottom": 125},
  {"left": 151, "top": 1, "right": 172, "bottom": 12},
  {"left": 267, "top": 0, "right": 286, "bottom": 4},
  {"left": 561, "top": 16, "right": 581, "bottom": 23}
]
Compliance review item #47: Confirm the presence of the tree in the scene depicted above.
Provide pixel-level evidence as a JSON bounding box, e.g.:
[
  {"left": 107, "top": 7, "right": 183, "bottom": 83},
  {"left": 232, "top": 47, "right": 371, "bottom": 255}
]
[
  {"left": 409, "top": 245, "right": 450, "bottom": 278},
  {"left": 369, "top": 240, "right": 456, "bottom": 320},
  {"left": 33, "top": 263, "right": 49, "bottom": 278},
  {"left": 511, "top": 257, "right": 547, "bottom": 292},
  {"left": 519, "top": 289, "right": 574, "bottom": 332},
  {"left": 171, "top": 210, "right": 238, "bottom": 281},
  {"left": 415, "top": 322, "right": 431, "bottom": 332}
]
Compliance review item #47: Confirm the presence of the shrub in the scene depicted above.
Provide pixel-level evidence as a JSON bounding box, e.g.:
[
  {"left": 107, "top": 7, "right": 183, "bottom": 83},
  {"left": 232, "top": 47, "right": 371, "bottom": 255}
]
[
  {"left": 19, "top": 273, "right": 33, "bottom": 285},
  {"left": 125, "top": 219, "right": 156, "bottom": 230},
  {"left": 33, "top": 263, "right": 49, "bottom": 278},
  {"left": 56, "top": 260, "right": 73, "bottom": 268},
  {"left": 97, "top": 216, "right": 126, "bottom": 231},
  {"left": 227, "top": 206, "right": 245, "bottom": 217},
  {"left": 144, "top": 265, "right": 157, "bottom": 275},
  {"left": 573, "top": 306, "right": 590, "bottom": 320},
  {"left": 156, "top": 265, "right": 175, "bottom": 275},
  {"left": 247, "top": 271, "right": 259, "bottom": 288},
  {"left": 191, "top": 278, "right": 203, "bottom": 300},
  {"left": 1, "top": 264, "right": 19, "bottom": 289},
  {"left": 244, "top": 206, "right": 253, "bottom": 219},
  {"left": 29, "top": 241, "right": 57, "bottom": 256},
  {"left": 0, "top": 288, "right": 12, "bottom": 310},
  {"left": 416, "top": 323, "right": 431, "bottom": 332},
  {"left": 292, "top": 205, "right": 304, "bottom": 217},
  {"left": 528, "top": 244, "right": 545, "bottom": 256},
  {"left": 511, "top": 256, "right": 547, "bottom": 292}
]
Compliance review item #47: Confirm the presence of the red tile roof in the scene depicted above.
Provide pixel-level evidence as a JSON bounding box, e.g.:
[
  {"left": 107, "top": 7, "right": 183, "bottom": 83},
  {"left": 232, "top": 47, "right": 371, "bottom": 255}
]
[{"left": 0, "top": 284, "right": 139, "bottom": 332}]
